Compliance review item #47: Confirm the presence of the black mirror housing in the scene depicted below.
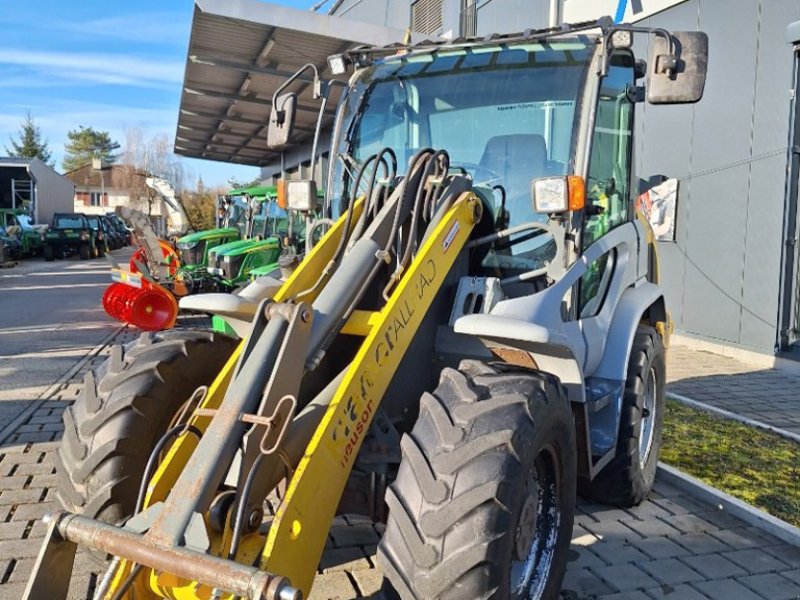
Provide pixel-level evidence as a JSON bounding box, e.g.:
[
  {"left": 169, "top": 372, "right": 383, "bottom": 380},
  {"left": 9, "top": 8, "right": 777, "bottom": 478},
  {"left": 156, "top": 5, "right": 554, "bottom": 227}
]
[
  {"left": 267, "top": 92, "right": 297, "bottom": 149},
  {"left": 647, "top": 31, "right": 708, "bottom": 104}
]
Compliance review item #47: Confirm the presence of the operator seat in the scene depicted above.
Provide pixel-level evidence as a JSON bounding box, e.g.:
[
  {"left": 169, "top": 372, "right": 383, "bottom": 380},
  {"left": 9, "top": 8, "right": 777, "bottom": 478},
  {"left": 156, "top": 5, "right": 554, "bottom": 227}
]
[{"left": 479, "top": 133, "right": 548, "bottom": 209}]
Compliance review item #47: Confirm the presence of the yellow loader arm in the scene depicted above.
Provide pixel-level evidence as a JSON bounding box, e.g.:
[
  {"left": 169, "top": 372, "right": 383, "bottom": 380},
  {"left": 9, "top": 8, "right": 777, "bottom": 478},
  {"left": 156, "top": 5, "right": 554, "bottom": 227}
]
[{"left": 24, "top": 181, "right": 481, "bottom": 600}]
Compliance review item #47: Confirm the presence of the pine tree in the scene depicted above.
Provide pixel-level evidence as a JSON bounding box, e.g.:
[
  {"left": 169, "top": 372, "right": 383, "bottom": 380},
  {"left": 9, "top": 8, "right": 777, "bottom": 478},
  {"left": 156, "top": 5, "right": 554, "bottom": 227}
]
[
  {"left": 62, "top": 126, "right": 121, "bottom": 172},
  {"left": 4, "top": 111, "right": 53, "bottom": 165}
]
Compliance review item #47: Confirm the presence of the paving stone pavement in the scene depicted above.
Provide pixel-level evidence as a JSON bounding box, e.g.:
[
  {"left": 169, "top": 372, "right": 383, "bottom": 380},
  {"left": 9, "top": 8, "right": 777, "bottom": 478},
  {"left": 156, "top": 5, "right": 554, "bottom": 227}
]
[
  {"left": 1, "top": 334, "right": 800, "bottom": 599},
  {"left": 666, "top": 344, "right": 800, "bottom": 436}
]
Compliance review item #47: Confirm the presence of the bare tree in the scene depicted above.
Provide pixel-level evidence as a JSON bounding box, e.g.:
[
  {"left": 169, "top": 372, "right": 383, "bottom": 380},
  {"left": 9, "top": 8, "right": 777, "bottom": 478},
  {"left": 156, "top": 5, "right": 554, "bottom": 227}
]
[{"left": 115, "top": 127, "right": 192, "bottom": 216}]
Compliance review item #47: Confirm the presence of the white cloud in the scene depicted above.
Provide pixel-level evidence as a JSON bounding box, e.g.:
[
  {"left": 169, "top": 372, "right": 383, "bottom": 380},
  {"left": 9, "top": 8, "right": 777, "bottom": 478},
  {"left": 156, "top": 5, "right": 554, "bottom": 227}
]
[{"left": 0, "top": 48, "right": 184, "bottom": 89}]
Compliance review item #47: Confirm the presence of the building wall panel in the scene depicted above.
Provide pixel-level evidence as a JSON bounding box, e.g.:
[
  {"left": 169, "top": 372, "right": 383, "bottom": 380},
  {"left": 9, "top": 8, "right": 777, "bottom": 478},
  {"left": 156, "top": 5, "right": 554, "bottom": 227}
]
[
  {"left": 740, "top": 153, "right": 787, "bottom": 351},
  {"left": 476, "top": 0, "right": 548, "bottom": 35},
  {"left": 682, "top": 164, "right": 751, "bottom": 343},
  {"left": 28, "top": 159, "right": 74, "bottom": 225},
  {"left": 690, "top": 0, "right": 758, "bottom": 176}
]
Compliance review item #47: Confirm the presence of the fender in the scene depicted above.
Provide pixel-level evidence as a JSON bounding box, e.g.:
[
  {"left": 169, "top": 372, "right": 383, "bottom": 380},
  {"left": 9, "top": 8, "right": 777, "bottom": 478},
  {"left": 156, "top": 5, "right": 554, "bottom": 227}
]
[{"left": 592, "top": 281, "right": 666, "bottom": 382}]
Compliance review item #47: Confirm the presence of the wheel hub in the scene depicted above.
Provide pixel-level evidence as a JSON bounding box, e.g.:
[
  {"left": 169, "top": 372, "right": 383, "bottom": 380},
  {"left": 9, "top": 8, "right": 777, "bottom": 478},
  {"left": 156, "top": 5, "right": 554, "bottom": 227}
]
[
  {"left": 509, "top": 450, "right": 561, "bottom": 599},
  {"left": 515, "top": 487, "right": 539, "bottom": 561},
  {"left": 639, "top": 366, "right": 658, "bottom": 469}
]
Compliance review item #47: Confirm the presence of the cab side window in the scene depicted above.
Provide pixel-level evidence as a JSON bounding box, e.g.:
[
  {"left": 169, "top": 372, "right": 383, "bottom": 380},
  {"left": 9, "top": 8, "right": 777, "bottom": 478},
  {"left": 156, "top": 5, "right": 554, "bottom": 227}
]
[
  {"left": 583, "top": 53, "right": 635, "bottom": 247},
  {"left": 579, "top": 53, "right": 634, "bottom": 317}
]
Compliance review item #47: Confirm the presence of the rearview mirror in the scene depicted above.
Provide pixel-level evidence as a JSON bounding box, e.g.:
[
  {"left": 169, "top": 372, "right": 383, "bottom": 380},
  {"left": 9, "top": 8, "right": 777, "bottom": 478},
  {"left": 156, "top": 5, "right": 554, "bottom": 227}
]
[
  {"left": 267, "top": 92, "right": 297, "bottom": 149},
  {"left": 647, "top": 31, "right": 708, "bottom": 104}
]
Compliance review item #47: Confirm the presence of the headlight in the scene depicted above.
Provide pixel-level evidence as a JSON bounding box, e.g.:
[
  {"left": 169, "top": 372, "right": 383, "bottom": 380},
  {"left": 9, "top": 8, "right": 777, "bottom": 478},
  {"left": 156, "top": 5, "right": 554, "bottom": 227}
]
[
  {"left": 178, "top": 241, "right": 199, "bottom": 250},
  {"left": 531, "top": 176, "right": 585, "bottom": 214},
  {"left": 222, "top": 254, "right": 244, "bottom": 280}
]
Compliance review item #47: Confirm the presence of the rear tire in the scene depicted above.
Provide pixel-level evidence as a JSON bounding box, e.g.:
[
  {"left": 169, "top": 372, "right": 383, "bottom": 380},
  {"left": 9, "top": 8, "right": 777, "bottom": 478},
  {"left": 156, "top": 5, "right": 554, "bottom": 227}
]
[
  {"left": 44, "top": 245, "right": 54, "bottom": 261},
  {"left": 578, "top": 325, "right": 665, "bottom": 506},
  {"left": 79, "top": 244, "right": 90, "bottom": 260},
  {"left": 378, "top": 361, "right": 576, "bottom": 600},
  {"left": 56, "top": 330, "right": 238, "bottom": 564}
]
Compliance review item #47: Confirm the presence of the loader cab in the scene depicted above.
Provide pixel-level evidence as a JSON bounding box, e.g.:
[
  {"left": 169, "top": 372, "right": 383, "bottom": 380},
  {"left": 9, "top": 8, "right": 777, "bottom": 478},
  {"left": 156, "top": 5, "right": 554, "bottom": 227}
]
[
  {"left": 327, "top": 39, "right": 597, "bottom": 283},
  {"left": 324, "top": 29, "right": 704, "bottom": 311}
]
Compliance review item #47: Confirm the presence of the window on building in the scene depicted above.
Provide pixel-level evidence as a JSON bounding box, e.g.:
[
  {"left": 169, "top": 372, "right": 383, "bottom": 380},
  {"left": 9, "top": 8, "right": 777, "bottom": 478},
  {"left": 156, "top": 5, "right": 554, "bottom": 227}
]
[
  {"left": 411, "top": 0, "right": 443, "bottom": 35},
  {"left": 460, "top": 0, "right": 477, "bottom": 37},
  {"left": 90, "top": 192, "right": 103, "bottom": 207}
]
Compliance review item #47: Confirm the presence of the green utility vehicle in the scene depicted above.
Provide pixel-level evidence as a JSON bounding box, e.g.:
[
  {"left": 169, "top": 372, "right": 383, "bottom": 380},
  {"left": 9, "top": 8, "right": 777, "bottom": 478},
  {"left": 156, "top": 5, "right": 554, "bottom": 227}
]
[
  {"left": 0, "top": 225, "right": 22, "bottom": 260},
  {"left": 43, "top": 213, "right": 100, "bottom": 261},
  {"left": 0, "top": 208, "right": 45, "bottom": 256}
]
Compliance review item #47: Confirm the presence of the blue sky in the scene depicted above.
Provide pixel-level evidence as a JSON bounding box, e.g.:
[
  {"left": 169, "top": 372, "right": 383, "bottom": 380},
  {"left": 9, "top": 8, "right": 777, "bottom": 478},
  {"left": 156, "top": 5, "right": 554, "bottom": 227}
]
[{"left": 0, "top": 0, "right": 318, "bottom": 189}]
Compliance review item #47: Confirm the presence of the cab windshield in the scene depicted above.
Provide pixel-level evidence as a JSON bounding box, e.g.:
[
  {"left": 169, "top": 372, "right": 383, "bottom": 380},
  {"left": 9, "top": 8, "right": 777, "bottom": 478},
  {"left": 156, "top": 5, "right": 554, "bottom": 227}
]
[{"left": 330, "top": 40, "right": 593, "bottom": 268}]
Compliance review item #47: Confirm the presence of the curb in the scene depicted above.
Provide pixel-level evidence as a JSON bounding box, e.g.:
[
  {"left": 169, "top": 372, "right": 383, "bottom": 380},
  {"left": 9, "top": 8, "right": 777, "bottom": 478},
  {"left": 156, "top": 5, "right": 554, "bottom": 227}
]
[
  {"left": 657, "top": 462, "right": 800, "bottom": 548},
  {"left": 667, "top": 391, "right": 800, "bottom": 444},
  {"left": 0, "top": 324, "right": 127, "bottom": 446}
]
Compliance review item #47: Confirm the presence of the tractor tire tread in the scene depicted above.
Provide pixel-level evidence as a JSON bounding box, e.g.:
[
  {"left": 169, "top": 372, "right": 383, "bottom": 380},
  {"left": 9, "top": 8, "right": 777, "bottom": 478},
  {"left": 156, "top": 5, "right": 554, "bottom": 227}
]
[
  {"left": 578, "top": 325, "right": 665, "bottom": 507},
  {"left": 378, "top": 360, "right": 576, "bottom": 600},
  {"left": 55, "top": 329, "right": 237, "bottom": 566}
]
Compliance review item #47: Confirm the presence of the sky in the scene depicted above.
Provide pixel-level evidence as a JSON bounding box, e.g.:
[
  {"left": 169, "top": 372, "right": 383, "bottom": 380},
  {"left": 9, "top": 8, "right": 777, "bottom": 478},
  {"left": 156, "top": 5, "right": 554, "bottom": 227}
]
[{"left": 0, "top": 0, "right": 319, "bottom": 189}]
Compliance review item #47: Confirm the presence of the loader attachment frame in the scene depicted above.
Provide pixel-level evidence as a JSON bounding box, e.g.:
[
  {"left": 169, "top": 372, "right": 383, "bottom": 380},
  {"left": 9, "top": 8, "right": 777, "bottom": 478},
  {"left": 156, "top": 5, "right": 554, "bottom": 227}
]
[{"left": 25, "top": 168, "right": 481, "bottom": 600}]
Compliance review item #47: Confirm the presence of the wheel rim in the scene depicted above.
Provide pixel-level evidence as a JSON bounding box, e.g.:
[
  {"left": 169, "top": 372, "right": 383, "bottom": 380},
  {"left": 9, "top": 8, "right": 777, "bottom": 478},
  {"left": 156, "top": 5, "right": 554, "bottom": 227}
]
[
  {"left": 639, "top": 366, "right": 658, "bottom": 469},
  {"left": 510, "top": 446, "right": 561, "bottom": 599}
]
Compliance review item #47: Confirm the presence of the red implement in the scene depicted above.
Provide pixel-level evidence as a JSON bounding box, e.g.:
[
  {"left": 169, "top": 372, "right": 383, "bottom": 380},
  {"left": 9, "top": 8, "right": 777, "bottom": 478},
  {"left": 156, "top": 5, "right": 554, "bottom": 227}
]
[{"left": 102, "top": 279, "right": 178, "bottom": 331}]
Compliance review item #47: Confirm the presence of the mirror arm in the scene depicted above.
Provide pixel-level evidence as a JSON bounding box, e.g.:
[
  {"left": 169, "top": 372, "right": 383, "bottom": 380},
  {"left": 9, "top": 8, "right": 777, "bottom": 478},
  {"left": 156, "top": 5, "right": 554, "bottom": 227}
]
[
  {"left": 309, "top": 81, "right": 332, "bottom": 184},
  {"left": 601, "top": 26, "right": 675, "bottom": 76},
  {"left": 271, "top": 63, "right": 322, "bottom": 109}
]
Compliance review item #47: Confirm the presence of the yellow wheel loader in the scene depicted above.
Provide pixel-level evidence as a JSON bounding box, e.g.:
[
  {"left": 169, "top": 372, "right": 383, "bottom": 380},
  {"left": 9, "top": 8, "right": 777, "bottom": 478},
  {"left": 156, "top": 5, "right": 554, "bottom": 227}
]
[{"left": 25, "top": 17, "right": 707, "bottom": 600}]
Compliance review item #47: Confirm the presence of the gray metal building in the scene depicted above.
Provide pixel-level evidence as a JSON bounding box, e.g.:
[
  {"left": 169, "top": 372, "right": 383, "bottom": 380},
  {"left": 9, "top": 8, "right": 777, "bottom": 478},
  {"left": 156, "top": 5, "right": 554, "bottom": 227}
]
[
  {"left": 321, "top": 0, "right": 800, "bottom": 359},
  {"left": 174, "top": 0, "right": 800, "bottom": 360},
  {"left": 0, "top": 157, "right": 75, "bottom": 225}
]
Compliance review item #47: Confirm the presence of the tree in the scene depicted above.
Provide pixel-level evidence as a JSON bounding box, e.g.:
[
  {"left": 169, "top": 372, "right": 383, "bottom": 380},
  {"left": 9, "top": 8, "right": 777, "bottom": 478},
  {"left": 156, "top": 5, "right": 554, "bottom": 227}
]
[
  {"left": 114, "top": 127, "right": 191, "bottom": 223},
  {"left": 227, "top": 175, "right": 263, "bottom": 191},
  {"left": 182, "top": 187, "right": 222, "bottom": 231},
  {"left": 62, "top": 126, "right": 120, "bottom": 172},
  {"left": 5, "top": 111, "right": 53, "bottom": 165}
]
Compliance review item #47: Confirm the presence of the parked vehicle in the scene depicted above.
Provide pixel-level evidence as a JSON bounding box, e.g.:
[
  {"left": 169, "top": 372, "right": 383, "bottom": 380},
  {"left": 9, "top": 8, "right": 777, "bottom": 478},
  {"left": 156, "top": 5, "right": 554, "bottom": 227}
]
[
  {"left": 0, "top": 226, "right": 22, "bottom": 260},
  {"left": 106, "top": 213, "right": 132, "bottom": 245},
  {"left": 42, "top": 213, "right": 99, "bottom": 261},
  {"left": 0, "top": 208, "right": 46, "bottom": 256},
  {"left": 100, "top": 215, "right": 125, "bottom": 250}
]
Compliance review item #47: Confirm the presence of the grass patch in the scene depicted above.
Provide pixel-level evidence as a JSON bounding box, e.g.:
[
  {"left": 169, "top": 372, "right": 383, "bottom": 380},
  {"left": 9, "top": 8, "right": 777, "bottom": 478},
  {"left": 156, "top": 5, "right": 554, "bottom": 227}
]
[{"left": 661, "top": 397, "right": 800, "bottom": 528}]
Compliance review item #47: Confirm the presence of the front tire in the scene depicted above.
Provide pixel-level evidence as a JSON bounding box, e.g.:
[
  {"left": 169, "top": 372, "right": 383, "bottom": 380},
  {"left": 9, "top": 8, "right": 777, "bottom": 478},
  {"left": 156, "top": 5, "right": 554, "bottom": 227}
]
[
  {"left": 578, "top": 325, "right": 665, "bottom": 506},
  {"left": 378, "top": 361, "right": 577, "bottom": 600},
  {"left": 79, "top": 244, "right": 90, "bottom": 260},
  {"left": 44, "top": 245, "right": 54, "bottom": 261},
  {"left": 56, "top": 330, "right": 238, "bottom": 563}
]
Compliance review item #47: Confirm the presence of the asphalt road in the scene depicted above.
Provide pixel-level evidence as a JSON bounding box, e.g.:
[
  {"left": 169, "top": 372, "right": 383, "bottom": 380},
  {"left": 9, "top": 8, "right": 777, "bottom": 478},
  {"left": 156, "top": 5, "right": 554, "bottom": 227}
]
[{"left": 0, "top": 249, "right": 130, "bottom": 429}]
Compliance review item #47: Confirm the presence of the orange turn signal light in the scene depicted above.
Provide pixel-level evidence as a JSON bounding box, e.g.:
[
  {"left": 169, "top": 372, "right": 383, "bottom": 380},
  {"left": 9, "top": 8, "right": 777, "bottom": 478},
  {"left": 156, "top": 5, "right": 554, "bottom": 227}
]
[
  {"left": 277, "top": 180, "right": 287, "bottom": 209},
  {"left": 567, "top": 176, "right": 586, "bottom": 211}
]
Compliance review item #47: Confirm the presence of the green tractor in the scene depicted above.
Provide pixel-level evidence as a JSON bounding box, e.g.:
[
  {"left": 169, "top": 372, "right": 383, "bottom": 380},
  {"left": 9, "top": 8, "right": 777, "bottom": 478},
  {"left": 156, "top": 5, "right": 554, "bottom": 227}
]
[
  {"left": 204, "top": 186, "right": 288, "bottom": 288},
  {"left": 172, "top": 226, "right": 241, "bottom": 295},
  {"left": 180, "top": 185, "right": 296, "bottom": 294}
]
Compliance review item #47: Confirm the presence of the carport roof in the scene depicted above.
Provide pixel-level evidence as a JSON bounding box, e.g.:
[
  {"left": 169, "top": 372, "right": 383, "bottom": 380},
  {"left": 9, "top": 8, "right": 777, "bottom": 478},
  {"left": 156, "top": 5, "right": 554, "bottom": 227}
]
[
  {"left": 175, "top": 0, "right": 413, "bottom": 167},
  {"left": 0, "top": 157, "right": 33, "bottom": 166}
]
